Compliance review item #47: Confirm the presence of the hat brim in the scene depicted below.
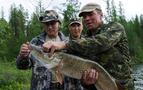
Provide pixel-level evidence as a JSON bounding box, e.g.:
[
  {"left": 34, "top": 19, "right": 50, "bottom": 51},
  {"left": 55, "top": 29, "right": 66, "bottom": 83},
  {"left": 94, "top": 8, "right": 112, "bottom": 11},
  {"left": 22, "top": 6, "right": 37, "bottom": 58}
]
[
  {"left": 79, "top": 9, "right": 95, "bottom": 17},
  {"left": 69, "top": 21, "right": 81, "bottom": 26},
  {"left": 41, "top": 19, "right": 59, "bottom": 23}
]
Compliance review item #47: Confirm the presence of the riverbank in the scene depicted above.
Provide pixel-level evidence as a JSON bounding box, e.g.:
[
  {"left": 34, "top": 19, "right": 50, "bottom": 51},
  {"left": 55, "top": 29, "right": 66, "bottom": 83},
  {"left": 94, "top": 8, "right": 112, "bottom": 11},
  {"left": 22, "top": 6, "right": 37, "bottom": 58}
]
[{"left": 132, "top": 64, "right": 143, "bottom": 90}]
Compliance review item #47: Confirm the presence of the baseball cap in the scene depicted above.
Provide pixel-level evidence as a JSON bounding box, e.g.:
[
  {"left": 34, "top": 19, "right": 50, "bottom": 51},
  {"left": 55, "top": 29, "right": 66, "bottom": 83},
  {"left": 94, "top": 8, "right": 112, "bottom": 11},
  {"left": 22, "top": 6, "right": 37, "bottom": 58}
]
[
  {"left": 39, "top": 10, "right": 61, "bottom": 23},
  {"left": 69, "top": 18, "right": 82, "bottom": 26},
  {"left": 79, "top": 3, "right": 102, "bottom": 17}
]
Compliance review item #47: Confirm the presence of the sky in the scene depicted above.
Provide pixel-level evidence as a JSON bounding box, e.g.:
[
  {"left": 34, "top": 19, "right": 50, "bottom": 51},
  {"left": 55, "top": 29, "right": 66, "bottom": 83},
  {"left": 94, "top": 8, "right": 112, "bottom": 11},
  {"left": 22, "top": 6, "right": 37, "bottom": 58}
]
[{"left": 0, "top": 0, "right": 143, "bottom": 21}]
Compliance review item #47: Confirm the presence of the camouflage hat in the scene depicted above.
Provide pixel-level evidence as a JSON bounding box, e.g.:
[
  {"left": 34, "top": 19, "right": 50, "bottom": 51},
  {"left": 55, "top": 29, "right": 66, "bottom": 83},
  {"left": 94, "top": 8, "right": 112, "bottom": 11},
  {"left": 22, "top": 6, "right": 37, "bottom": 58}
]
[
  {"left": 79, "top": 3, "right": 102, "bottom": 17},
  {"left": 39, "top": 10, "right": 61, "bottom": 23},
  {"left": 69, "top": 18, "right": 82, "bottom": 26}
]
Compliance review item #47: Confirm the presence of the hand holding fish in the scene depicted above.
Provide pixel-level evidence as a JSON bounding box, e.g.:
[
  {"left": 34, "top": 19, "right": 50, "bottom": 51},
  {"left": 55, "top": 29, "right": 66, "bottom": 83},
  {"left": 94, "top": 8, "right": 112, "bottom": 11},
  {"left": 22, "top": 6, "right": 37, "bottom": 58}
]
[
  {"left": 82, "top": 69, "right": 99, "bottom": 85},
  {"left": 19, "top": 42, "right": 31, "bottom": 57},
  {"left": 42, "top": 41, "right": 66, "bottom": 53}
]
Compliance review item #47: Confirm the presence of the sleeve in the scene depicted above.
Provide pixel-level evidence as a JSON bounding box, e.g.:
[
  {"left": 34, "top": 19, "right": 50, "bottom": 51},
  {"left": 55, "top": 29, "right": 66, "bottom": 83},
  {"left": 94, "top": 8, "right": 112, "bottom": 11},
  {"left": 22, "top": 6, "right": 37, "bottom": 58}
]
[
  {"left": 66, "top": 22, "right": 125, "bottom": 56},
  {"left": 16, "top": 55, "right": 32, "bottom": 69},
  {"left": 16, "top": 37, "right": 38, "bottom": 69}
]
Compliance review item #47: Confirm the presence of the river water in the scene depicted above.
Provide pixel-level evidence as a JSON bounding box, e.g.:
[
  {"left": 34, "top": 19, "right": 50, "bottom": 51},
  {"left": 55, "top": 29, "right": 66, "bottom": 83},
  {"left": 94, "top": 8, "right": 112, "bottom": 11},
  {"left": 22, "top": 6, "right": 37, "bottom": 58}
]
[{"left": 133, "top": 64, "right": 143, "bottom": 90}]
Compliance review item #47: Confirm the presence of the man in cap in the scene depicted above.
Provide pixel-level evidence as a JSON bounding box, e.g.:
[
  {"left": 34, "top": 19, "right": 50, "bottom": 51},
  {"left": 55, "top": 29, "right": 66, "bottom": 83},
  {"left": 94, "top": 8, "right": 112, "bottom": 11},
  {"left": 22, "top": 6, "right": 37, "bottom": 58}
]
[
  {"left": 78, "top": 3, "right": 134, "bottom": 90},
  {"left": 42, "top": 3, "right": 134, "bottom": 90},
  {"left": 16, "top": 10, "right": 66, "bottom": 90},
  {"left": 68, "top": 18, "right": 83, "bottom": 40}
]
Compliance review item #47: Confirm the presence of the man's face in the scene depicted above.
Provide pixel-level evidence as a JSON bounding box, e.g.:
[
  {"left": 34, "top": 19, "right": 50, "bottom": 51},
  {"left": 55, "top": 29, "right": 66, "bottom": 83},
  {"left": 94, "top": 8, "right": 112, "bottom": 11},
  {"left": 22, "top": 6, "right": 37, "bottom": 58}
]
[
  {"left": 69, "top": 23, "right": 83, "bottom": 39},
  {"left": 82, "top": 10, "right": 102, "bottom": 30},
  {"left": 44, "top": 21, "right": 59, "bottom": 38}
]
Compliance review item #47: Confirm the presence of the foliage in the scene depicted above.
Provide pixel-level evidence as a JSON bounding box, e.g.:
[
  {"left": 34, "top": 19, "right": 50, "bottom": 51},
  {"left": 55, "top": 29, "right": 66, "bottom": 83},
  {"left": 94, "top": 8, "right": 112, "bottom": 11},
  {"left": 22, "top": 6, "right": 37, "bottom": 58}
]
[
  {"left": 0, "top": 18, "right": 11, "bottom": 59},
  {"left": 27, "top": 13, "right": 43, "bottom": 41},
  {"left": 0, "top": 61, "right": 31, "bottom": 90},
  {"left": 26, "top": 0, "right": 45, "bottom": 41},
  {"left": 6, "top": 5, "right": 26, "bottom": 60}
]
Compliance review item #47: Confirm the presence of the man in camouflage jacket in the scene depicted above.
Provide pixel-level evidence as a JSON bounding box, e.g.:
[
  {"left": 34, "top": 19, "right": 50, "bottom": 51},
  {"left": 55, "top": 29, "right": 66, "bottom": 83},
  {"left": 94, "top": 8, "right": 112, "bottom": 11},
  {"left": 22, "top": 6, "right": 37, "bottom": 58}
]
[{"left": 43, "top": 3, "right": 134, "bottom": 90}]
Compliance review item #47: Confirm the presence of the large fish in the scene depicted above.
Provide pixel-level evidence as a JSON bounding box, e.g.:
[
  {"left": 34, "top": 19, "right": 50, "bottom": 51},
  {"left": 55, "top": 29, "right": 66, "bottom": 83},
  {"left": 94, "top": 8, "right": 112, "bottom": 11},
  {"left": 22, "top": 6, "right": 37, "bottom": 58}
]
[{"left": 29, "top": 44, "right": 118, "bottom": 90}]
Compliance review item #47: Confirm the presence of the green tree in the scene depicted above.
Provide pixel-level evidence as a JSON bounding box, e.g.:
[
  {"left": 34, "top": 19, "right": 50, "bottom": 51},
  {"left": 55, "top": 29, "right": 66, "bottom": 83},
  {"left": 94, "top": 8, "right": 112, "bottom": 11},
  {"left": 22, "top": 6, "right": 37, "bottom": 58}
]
[
  {"left": 27, "top": 0, "right": 45, "bottom": 41},
  {"left": 105, "top": 0, "right": 112, "bottom": 22},
  {"left": 139, "top": 15, "right": 143, "bottom": 42},
  {"left": 0, "top": 7, "right": 4, "bottom": 19},
  {"left": 27, "top": 13, "right": 42, "bottom": 41},
  {"left": 8, "top": 4, "right": 27, "bottom": 60},
  {"left": 0, "top": 18, "right": 10, "bottom": 60},
  {"left": 105, "top": 0, "right": 121, "bottom": 22},
  {"left": 118, "top": 1, "right": 125, "bottom": 22}
]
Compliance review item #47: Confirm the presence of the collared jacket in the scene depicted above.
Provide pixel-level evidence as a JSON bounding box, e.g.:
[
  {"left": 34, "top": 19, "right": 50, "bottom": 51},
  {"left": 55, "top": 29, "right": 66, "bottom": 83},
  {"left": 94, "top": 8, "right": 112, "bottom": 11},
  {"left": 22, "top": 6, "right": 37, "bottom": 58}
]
[
  {"left": 66, "top": 22, "right": 134, "bottom": 90},
  {"left": 16, "top": 32, "right": 84, "bottom": 90}
]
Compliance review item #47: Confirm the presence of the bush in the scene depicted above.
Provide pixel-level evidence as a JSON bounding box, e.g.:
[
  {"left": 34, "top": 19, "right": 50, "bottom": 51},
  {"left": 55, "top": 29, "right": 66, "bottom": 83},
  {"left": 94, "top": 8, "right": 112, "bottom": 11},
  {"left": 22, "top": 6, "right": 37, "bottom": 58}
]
[{"left": 0, "top": 60, "right": 31, "bottom": 90}]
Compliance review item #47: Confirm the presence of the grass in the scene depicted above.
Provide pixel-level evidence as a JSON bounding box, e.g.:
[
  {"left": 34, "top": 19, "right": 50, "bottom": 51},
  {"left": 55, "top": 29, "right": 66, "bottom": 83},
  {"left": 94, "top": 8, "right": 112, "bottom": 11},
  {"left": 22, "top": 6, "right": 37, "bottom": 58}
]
[{"left": 0, "top": 60, "right": 31, "bottom": 90}]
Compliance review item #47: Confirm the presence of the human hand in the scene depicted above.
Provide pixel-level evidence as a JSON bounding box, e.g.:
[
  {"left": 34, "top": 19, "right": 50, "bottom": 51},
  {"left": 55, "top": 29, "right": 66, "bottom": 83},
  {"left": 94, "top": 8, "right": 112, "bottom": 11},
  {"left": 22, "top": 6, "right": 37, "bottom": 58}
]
[
  {"left": 42, "top": 41, "right": 66, "bottom": 53},
  {"left": 19, "top": 42, "right": 31, "bottom": 57},
  {"left": 82, "top": 69, "right": 98, "bottom": 85}
]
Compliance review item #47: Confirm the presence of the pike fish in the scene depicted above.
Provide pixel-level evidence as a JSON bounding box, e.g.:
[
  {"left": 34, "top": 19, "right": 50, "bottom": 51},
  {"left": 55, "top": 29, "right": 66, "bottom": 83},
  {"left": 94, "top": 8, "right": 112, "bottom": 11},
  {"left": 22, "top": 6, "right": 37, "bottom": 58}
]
[{"left": 29, "top": 44, "right": 118, "bottom": 90}]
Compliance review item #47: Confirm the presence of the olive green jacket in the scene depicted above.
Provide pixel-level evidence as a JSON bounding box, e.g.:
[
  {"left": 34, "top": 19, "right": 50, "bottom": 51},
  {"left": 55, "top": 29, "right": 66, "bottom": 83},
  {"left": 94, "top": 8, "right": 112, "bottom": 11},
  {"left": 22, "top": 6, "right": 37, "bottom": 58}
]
[{"left": 66, "top": 22, "right": 134, "bottom": 90}]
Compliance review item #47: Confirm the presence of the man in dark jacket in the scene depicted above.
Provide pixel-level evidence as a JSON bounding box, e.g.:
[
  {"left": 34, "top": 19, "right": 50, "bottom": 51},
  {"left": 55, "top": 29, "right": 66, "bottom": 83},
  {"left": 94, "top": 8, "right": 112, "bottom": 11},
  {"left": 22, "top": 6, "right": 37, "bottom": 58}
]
[{"left": 17, "top": 10, "right": 66, "bottom": 90}]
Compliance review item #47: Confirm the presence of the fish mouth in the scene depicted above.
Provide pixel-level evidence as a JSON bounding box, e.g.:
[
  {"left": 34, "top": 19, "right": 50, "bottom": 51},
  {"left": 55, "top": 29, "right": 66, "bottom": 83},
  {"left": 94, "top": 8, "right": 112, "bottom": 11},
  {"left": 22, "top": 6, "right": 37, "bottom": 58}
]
[
  {"left": 29, "top": 45, "right": 62, "bottom": 69},
  {"left": 29, "top": 44, "right": 43, "bottom": 53}
]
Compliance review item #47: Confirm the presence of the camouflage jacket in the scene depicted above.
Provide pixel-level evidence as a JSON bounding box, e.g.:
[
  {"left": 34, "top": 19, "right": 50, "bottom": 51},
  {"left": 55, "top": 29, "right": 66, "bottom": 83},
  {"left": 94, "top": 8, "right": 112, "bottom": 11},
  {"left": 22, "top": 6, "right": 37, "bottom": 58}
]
[
  {"left": 66, "top": 22, "right": 134, "bottom": 89},
  {"left": 16, "top": 32, "right": 84, "bottom": 90}
]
